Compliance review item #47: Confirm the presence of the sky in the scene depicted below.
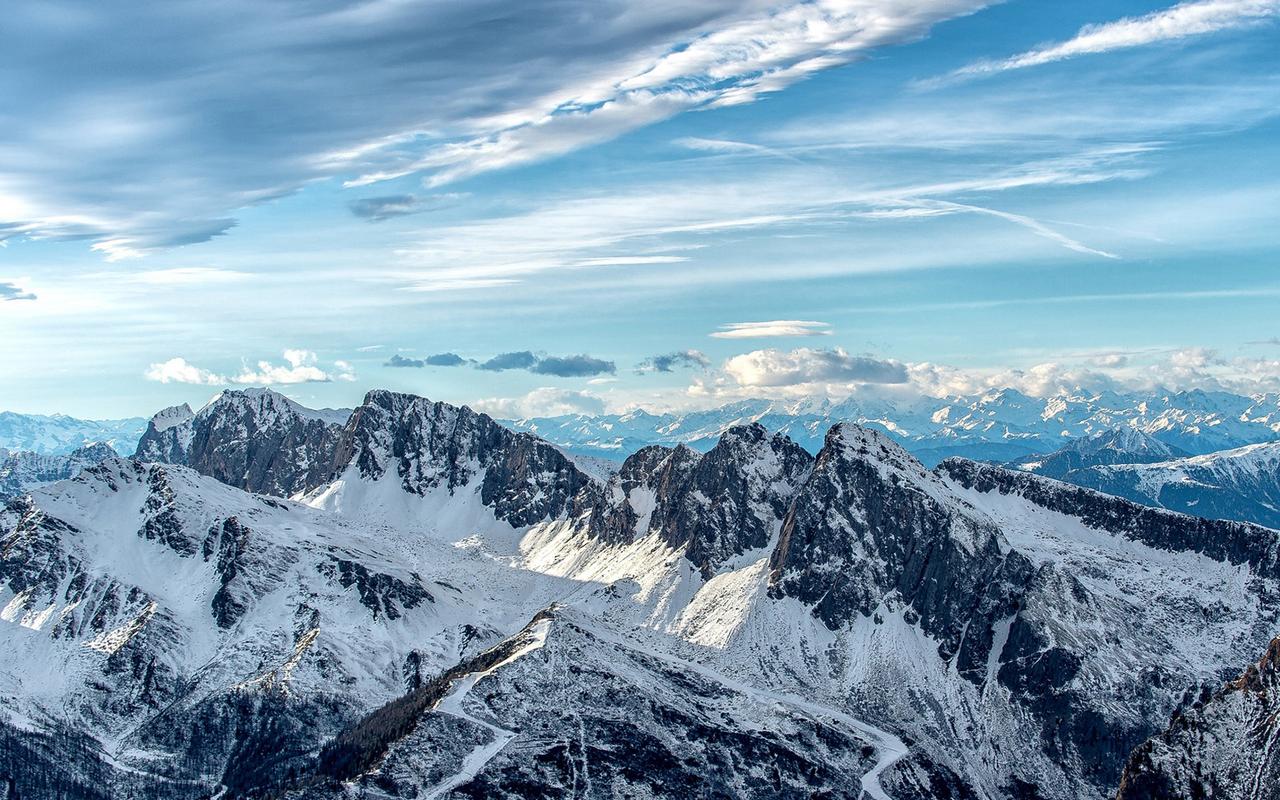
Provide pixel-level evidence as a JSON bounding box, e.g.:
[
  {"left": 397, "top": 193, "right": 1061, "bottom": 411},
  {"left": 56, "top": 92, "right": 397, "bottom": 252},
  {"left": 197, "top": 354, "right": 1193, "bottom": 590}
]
[{"left": 1, "top": 0, "right": 1278, "bottom": 418}]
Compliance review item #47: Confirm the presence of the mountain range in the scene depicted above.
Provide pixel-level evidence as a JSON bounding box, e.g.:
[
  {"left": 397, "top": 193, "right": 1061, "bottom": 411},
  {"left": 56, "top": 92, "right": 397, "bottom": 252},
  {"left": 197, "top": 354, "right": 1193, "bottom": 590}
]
[
  {"left": 2, "top": 387, "right": 1278, "bottom": 799},
  {"left": 0, "top": 411, "right": 146, "bottom": 456},
  {"left": 1014, "top": 431, "right": 1280, "bottom": 531},
  {"left": 504, "top": 388, "right": 1280, "bottom": 465}
]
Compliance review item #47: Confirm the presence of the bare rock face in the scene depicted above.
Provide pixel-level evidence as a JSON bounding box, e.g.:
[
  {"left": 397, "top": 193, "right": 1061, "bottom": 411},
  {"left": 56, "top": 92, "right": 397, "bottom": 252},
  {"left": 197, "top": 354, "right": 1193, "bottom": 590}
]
[
  {"left": 587, "top": 423, "right": 813, "bottom": 576},
  {"left": 1117, "top": 637, "right": 1280, "bottom": 800},
  {"left": 134, "top": 389, "right": 347, "bottom": 497}
]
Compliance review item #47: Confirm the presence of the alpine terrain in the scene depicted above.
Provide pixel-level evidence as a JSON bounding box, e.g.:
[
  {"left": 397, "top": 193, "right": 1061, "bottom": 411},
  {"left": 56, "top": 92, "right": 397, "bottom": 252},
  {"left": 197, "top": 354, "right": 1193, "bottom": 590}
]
[{"left": 2, "top": 387, "right": 1278, "bottom": 799}]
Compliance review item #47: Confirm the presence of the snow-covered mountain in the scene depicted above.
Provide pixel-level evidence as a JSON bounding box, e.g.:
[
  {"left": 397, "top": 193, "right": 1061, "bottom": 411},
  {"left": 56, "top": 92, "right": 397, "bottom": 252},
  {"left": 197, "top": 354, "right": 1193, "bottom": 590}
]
[
  {"left": 1022, "top": 440, "right": 1280, "bottom": 530},
  {"left": 0, "top": 411, "right": 147, "bottom": 456},
  {"left": 505, "top": 388, "right": 1280, "bottom": 465},
  {"left": 4, "top": 388, "right": 1279, "bottom": 799},
  {"left": 0, "top": 441, "right": 117, "bottom": 501}
]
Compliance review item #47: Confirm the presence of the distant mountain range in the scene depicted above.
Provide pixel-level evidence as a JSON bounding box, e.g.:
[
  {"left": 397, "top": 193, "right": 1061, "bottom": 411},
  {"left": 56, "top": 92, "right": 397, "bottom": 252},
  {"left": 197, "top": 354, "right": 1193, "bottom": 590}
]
[
  {"left": 1015, "top": 430, "right": 1280, "bottom": 530},
  {"left": 7, "top": 387, "right": 1280, "bottom": 469},
  {"left": 505, "top": 388, "right": 1280, "bottom": 465},
  {"left": 0, "top": 410, "right": 146, "bottom": 455},
  {"left": 0, "top": 441, "right": 118, "bottom": 501}
]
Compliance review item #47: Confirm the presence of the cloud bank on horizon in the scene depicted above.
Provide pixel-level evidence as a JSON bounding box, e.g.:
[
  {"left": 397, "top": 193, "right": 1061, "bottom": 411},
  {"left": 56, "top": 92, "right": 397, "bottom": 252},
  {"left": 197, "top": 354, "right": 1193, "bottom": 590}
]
[{"left": 1, "top": 0, "right": 1277, "bottom": 417}]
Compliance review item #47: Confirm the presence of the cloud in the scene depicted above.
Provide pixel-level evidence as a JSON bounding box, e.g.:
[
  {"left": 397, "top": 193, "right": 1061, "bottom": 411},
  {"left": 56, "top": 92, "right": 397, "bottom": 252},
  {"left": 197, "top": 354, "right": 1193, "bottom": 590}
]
[
  {"left": 473, "top": 350, "right": 614, "bottom": 377},
  {"left": 910, "top": 199, "right": 1121, "bottom": 258},
  {"left": 723, "top": 348, "right": 909, "bottom": 387},
  {"left": 477, "top": 351, "right": 540, "bottom": 372},
  {"left": 0, "top": 281, "right": 36, "bottom": 301},
  {"left": 144, "top": 357, "right": 226, "bottom": 385},
  {"left": 1169, "top": 346, "right": 1225, "bottom": 369},
  {"left": 935, "top": 0, "right": 1280, "bottom": 85},
  {"left": 711, "top": 320, "right": 832, "bottom": 339},
  {"left": 424, "top": 352, "right": 468, "bottom": 367},
  {"left": 349, "top": 193, "right": 464, "bottom": 221},
  {"left": 385, "top": 352, "right": 468, "bottom": 368},
  {"left": 472, "top": 387, "right": 607, "bottom": 418},
  {"left": 1089, "top": 353, "right": 1130, "bottom": 367},
  {"left": 0, "top": 0, "right": 992, "bottom": 258},
  {"left": 144, "top": 350, "right": 352, "bottom": 385},
  {"left": 232, "top": 349, "right": 343, "bottom": 384},
  {"left": 530, "top": 354, "right": 616, "bottom": 378},
  {"left": 637, "top": 350, "right": 711, "bottom": 373},
  {"left": 390, "top": 139, "right": 1167, "bottom": 290},
  {"left": 385, "top": 354, "right": 426, "bottom": 368}
]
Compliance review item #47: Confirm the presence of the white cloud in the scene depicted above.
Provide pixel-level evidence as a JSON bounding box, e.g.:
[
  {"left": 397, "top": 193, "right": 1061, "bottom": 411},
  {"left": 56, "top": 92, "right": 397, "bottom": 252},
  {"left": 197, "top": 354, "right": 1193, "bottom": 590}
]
[
  {"left": 232, "top": 349, "right": 333, "bottom": 385},
  {"left": 722, "top": 347, "right": 908, "bottom": 387},
  {"left": 1089, "top": 353, "right": 1130, "bottom": 368},
  {"left": 129, "top": 267, "right": 249, "bottom": 285},
  {"left": 144, "top": 350, "right": 353, "bottom": 386},
  {"left": 350, "top": 0, "right": 997, "bottom": 190},
  {"left": 472, "top": 387, "right": 607, "bottom": 418},
  {"left": 390, "top": 144, "right": 1148, "bottom": 290},
  {"left": 711, "top": 320, "right": 832, "bottom": 339},
  {"left": 1169, "top": 346, "right": 1225, "bottom": 369},
  {"left": 938, "top": 0, "right": 1280, "bottom": 84},
  {"left": 144, "top": 357, "right": 227, "bottom": 385}
]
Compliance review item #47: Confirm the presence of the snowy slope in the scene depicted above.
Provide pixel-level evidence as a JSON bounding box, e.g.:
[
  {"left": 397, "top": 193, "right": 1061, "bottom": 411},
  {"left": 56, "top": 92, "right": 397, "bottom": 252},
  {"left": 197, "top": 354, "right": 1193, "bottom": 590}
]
[{"left": 0, "top": 458, "right": 592, "bottom": 798}]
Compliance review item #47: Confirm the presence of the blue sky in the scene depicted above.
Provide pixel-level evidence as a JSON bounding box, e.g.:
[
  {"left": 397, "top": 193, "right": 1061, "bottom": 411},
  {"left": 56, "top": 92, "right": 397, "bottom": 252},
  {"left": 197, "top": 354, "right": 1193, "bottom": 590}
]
[{"left": 1, "top": 0, "right": 1278, "bottom": 417}]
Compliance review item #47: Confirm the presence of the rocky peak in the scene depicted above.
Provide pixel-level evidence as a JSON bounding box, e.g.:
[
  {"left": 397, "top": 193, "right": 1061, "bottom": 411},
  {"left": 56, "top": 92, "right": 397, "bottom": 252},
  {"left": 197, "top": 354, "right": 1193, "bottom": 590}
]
[
  {"left": 1071, "top": 426, "right": 1183, "bottom": 458},
  {"left": 328, "top": 389, "right": 598, "bottom": 527},
  {"left": 0, "top": 441, "right": 119, "bottom": 501},
  {"left": 135, "top": 388, "right": 346, "bottom": 498},
  {"left": 586, "top": 425, "right": 813, "bottom": 576},
  {"left": 769, "top": 424, "right": 1014, "bottom": 640}
]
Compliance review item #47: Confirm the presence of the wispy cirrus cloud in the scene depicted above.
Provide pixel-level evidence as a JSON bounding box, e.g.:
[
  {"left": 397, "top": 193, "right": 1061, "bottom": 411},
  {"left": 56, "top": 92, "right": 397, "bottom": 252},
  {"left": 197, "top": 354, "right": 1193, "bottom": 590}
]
[
  {"left": 390, "top": 143, "right": 1153, "bottom": 290},
  {"left": 711, "top": 320, "right": 833, "bottom": 339},
  {"left": 929, "top": 0, "right": 1280, "bottom": 86},
  {"left": 0, "top": 0, "right": 993, "bottom": 260}
]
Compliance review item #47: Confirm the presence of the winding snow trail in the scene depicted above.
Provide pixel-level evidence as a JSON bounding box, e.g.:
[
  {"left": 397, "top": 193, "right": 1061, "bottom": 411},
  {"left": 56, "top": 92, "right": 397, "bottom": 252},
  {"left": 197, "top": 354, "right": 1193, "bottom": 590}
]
[
  {"left": 421, "top": 619, "right": 551, "bottom": 800},
  {"left": 579, "top": 620, "right": 908, "bottom": 800}
]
